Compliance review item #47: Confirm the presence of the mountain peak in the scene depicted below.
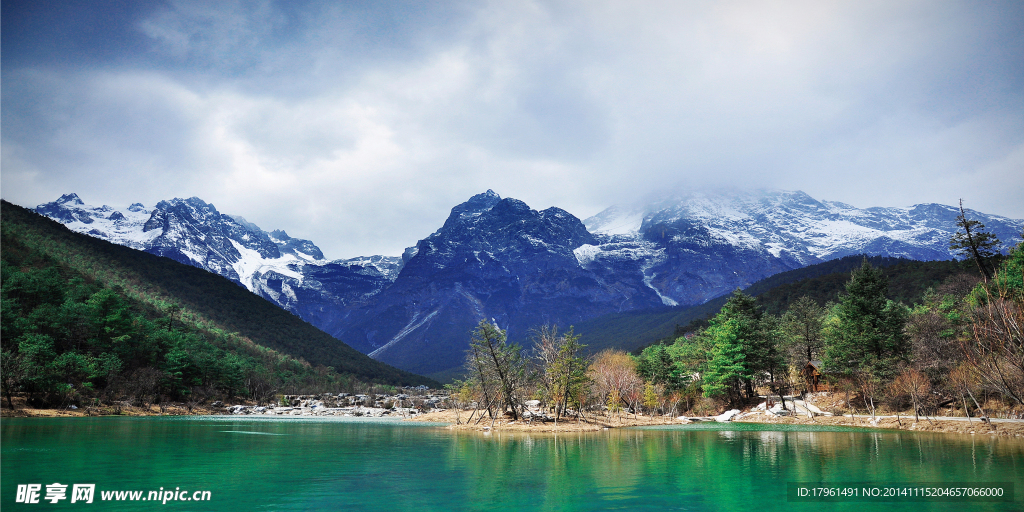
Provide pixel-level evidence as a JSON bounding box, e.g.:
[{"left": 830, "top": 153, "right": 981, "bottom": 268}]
[
  {"left": 447, "top": 190, "right": 504, "bottom": 223},
  {"left": 466, "top": 189, "right": 502, "bottom": 208},
  {"left": 56, "top": 193, "right": 84, "bottom": 205}
]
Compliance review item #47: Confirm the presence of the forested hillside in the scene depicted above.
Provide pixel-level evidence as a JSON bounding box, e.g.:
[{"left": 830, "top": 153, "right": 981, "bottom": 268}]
[
  {"left": 573, "top": 255, "right": 975, "bottom": 355},
  {"left": 753, "top": 257, "right": 976, "bottom": 315},
  {"left": 1, "top": 201, "right": 435, "bottom": 407}
]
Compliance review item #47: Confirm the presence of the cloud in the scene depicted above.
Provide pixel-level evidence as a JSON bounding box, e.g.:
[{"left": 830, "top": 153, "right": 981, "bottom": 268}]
[
  {"left": 138, "top": 1, "right": 278, "bottom": 62},
  {"left": 2, "top": 0, "right": 1022, "bottom": 257}
]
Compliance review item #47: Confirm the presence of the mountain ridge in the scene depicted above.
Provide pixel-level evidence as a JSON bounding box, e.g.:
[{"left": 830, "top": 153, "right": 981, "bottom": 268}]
[{"left": 32, "top": 188, "right": 1023, "bottom": 377}]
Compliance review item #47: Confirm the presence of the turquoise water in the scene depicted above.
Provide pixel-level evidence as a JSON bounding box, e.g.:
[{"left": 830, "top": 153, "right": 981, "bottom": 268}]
[{"left": 2, "top": 417, "right": 1021, "bottom": 511}]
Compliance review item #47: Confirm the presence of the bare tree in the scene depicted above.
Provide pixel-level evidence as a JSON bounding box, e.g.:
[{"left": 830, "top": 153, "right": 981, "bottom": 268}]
[
  {"left": 963, "top": 296, "right": 1024, "bottom": 406},
  {"left": 112, "top": 367, "right": 163, "bottom": 409},
  {"left": 949, "top": 363, "right": 989, "bottom": 424},
  {"left": 590, "top": 350, "right": 642, "bottom": 418},
  {"left": 532, "top": 325, "right": 560, "bottom": 412},
  {"left": 835, "top": 378, "right": 856, "bottom": 420},
  {"left": 892, "top": 367, "right": 931, "bottom": 422},
  {"left": 856, "top": 370, "right": 880, "bottom": 421},
  {"left": 245, "top": 372, "right": 277, "bottom": 405}
]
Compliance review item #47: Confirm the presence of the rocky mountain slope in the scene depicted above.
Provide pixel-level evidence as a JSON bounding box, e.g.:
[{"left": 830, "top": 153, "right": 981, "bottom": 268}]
[{"left": 331, "top": 191, "right": 666, "bottom": 375}]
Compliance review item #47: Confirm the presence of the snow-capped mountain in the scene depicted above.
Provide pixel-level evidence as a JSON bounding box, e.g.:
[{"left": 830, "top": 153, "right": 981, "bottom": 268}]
[
  {"left": 34, "top": 189, "right": 1023, "bottom": 377},
  {"left": 34, "top": 194, "right": 401, "bottom": 324},
  {"left": 581, "top": 189, "right": 1023, "bottom": 305},
  {"left": 586, "top": 189, "right": 1023, "bottom": 261}
]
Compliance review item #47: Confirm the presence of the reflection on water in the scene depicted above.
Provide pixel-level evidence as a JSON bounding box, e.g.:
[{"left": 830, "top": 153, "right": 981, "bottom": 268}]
[{"left": 2, "top": 417, "right": 1022, "bottom": 511}]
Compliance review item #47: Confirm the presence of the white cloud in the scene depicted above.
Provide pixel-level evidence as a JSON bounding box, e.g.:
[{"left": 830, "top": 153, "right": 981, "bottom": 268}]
[{"left": 2, "top": 0, "right": 1022, "bottom": 257}]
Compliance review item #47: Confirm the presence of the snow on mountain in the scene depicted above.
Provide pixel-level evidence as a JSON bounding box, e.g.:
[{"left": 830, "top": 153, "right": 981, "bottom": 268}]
[
  {"left": 37, "top": 194, "right": 311, "bottom": 286},
  {"left": 580, "top": 188, "right": 1023, "bottom": 307},
  {"left": 582, "top": 205, "right": 644, "bottom": 235},
  {"left": 586, "top": 188, "right": 1023, "bottom": 265},
  {"left": 35, "top": 193, "right": 163, "bottom": 249},
  {"left": 336, "top": 255, "right": 404, "bottom": 281},
  {"left": 34, "top": 194, "right": 401, "bottom": 325}
]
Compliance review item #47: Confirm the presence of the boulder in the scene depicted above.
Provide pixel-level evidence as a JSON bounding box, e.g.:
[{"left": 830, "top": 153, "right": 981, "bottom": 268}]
[{"left": 714, "top": 409, "right": 742, "bottom": 422}]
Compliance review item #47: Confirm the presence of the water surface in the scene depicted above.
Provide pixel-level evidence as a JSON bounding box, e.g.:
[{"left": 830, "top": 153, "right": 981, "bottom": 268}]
[{"left": 3, "top": 417, "right": 1021, "bottom": 511}]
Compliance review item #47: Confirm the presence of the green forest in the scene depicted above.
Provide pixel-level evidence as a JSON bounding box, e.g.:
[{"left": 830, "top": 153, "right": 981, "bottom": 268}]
[
  {"left": 0, "top": 201, "right": 434, "bottom": 409},
  {"left": 571, "top": 255, "right": 975, "bottom": 355}
]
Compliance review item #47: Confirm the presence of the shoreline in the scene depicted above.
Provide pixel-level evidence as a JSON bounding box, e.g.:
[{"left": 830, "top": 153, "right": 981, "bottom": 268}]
[
  {"left": 405, "top": 409, "right": 1024, "bottom": 437},
  {"left": 405, "top": 408, "right": 680, "bottom": 432},
  {"left": 1, "top": 403, "right": 228, "bottom": 418},
  {"left": 6, "top": 402, "right": 1024, "bottom": 439},
  {"left": 0, "top": 403, "right": 427, "bottom": 419},
  {"left": 0, "top": 391, "right": 443, "bottom": 419},
  {"left": 735, "top": 410, "right": 1024, "bottom": 437}
]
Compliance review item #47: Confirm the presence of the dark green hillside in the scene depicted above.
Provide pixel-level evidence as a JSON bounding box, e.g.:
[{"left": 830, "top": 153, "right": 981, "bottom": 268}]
[
  {"left": 753, "top": 257, "right": 975, "bottom": 315},
  {"left": 1, "top": 200, "right": 436, "bottom": 395},
  {"left": 570, "top": 304, "right": 716, "bottom": 356},
  {"left": 572, "top": 255, "right": 976, "bottom": 354}
]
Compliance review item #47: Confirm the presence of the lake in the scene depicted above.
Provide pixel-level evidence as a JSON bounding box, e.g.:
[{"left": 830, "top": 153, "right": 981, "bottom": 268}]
[{"left": 2, "top": 417, "right": 1021, "bottom": 511}]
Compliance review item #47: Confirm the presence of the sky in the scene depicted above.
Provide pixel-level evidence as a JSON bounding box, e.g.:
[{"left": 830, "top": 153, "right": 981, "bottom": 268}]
[{"left": 3, "top": 0, "right": 1023, "bottom": 259}]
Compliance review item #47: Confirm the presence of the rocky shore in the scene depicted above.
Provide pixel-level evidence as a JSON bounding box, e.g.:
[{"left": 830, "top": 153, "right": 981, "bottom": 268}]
[
  {"left": 1, "top": 390, "right": 448, "bottom": 419},
  {"left": 727, "top": 393, "right": 1024, "bottom": 438},
  {"left": 736, "top": 410, "right": 1024, "bottom": 437}
]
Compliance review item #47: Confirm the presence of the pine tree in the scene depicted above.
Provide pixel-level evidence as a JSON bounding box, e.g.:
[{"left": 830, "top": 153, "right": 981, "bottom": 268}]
[
  {"left": 823, "top": 259, "right": 909, "bottom": 379},
  {"left": 701, "top": 318, "right": 747, "bottom": 400},
  {"left": 950, "top": 199, "right": 1001, "bottom": 281},
  {"left": 636, "top": 343, "right": 679, "bottom": 388},
  {"left": 781, "top": 296, "right": 826, "bottom": 365},
  {"left": 709, "top": 290, "right": 784, "bottom": 397}
]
